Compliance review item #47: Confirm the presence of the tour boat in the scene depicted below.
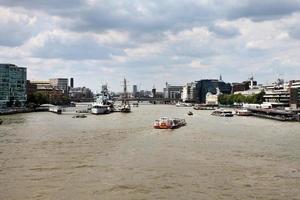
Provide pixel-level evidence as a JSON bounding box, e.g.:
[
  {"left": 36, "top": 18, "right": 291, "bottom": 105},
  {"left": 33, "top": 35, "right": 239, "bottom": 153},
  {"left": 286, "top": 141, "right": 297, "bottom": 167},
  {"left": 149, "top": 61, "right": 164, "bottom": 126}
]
[
  {"left": 153, "top": 117, "right": 186, "bottom": 129},
  {"left": 211, "top": 109, "right": 234, "bottom": 117}
]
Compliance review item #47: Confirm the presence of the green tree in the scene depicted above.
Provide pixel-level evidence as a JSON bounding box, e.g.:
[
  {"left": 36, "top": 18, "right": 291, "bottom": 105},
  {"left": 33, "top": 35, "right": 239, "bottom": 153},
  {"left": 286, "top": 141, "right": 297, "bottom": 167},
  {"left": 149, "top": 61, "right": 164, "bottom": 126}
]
[
  {"left": 27, "top": 92, "right": 49, "bottom": 105},
  {"left": 255, "top": 91, "right": 265, "bottom": 104},
  {"left": 218, "top": 91, "right": 265, "bottom": 105}
]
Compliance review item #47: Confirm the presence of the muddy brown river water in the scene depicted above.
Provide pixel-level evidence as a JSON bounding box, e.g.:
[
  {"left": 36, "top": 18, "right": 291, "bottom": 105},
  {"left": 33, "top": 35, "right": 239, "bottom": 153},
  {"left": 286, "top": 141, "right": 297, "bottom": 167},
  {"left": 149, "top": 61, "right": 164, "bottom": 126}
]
[{"left": 0, "top": 105, "right": 300, "bottom": 200}]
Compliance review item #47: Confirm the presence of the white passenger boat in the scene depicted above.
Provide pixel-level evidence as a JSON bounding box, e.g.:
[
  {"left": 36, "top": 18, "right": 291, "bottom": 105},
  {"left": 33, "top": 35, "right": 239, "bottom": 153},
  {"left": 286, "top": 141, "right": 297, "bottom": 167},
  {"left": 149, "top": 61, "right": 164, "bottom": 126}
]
[
  {"left": 91, "top": 103, "right": 111, "bottom": 114},
  {"left": 49, "top": 106, "right": 62, "bottom": 114}
]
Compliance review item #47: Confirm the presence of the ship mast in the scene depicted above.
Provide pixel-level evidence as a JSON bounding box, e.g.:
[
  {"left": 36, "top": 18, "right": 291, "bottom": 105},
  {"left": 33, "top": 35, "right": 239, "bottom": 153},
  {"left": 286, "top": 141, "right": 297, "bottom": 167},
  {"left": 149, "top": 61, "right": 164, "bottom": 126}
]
[
  {"left": 120, "top": 78, "right": 131, "bottom": 112},
  {"left": 123, "top": 78, "right": 127, "bottom": 99}
]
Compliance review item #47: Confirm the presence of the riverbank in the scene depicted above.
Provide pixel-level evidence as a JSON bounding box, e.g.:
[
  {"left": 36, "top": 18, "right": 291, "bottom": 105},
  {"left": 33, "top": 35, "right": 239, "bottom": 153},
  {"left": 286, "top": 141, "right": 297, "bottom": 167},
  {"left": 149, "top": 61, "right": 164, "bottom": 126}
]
[{"left": 0, "top": 108, "right": 34, "bottom": 115}]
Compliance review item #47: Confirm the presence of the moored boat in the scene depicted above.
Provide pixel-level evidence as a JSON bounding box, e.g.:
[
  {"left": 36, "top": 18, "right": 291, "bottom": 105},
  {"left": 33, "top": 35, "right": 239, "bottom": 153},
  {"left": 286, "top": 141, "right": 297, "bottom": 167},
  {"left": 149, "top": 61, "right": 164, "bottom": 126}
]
[
  {"left": 193, "top": 104, "right": 217, "bottom": 110},
  {"left": 92, "top": 85, "right": 114, "bottom": 115},
  {"left": 49, "top": 106, "right": 62, "bottom": 114},
  {"left": 176, "top": 102, "right": 192, "bottom": 107},
  {"left": 211, "top": 109, "right": 234, "bottom": 117},
  {"left": 119, "top": 104, "right": 131, "bottom": 113},
  {"left": 119, "top": 78, "right": 131, "bottom": 113},
  {"left": 91, "top": 103, "right": 111, "bottom": 114},
  {"left": 235, "top": 109, "right": 252, "bottom": 116},
  {"left": 153, "top": 117, "right": 186, "bottom": 129},
  {"left": 247, "top": 108, "right": 297, "bottom": 121}
]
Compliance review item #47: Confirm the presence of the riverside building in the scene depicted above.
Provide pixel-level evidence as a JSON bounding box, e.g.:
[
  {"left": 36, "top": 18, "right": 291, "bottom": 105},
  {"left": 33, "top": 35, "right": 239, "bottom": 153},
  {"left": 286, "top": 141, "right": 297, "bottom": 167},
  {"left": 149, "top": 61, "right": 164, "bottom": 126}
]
[
  {"left": 263, "top": 79, "right": 290, "bottom": 108},
  {"left": 30, "top": 80, "right": 52, "bottom": 91},
  {"left": 263, "top": 79, "right": 300, "bottom": 109},
  {"left": 289, "top": 80, "right": 300, "bottom": 109},
  {"left": 49, "top": 78, "right": 69, "bottom": 94},
  {"left": 69, "top": 87, "right": 94, "bottom": 102},
  {"left": 0, "top": 64, "right": 27, "bottom": 108},
  {"left": 132, "top": 85, "right": 138, "bottom": 97},
  {"left": 195, "top": 79, "right": 231, "bottom": 104},
  {"left": 163, "top": 82, "right": 183, "bottom": 101},
  {"left": 181, "top": 82, "right": 197, "bottom": 102}
]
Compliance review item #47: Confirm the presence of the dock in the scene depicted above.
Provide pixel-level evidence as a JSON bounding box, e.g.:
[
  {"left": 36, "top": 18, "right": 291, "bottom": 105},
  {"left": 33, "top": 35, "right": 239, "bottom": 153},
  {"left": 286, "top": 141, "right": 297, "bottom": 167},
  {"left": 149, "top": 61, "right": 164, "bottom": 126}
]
[{"left": 248, "top": 108, "right": 299, "bottom": 121}]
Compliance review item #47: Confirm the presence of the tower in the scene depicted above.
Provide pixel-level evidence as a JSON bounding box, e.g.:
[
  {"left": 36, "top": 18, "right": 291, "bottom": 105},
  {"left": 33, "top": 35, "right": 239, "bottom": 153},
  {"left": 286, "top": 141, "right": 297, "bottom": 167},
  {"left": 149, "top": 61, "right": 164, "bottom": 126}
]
[
  {"left": 70, "top": 78, "right": 74, "bottom": 88},
  {"left": 152, "top": 85, "right": 156, "bottom": 97},
  {"left": 249, "top": 74, "right": 254, "bottom": 90}
]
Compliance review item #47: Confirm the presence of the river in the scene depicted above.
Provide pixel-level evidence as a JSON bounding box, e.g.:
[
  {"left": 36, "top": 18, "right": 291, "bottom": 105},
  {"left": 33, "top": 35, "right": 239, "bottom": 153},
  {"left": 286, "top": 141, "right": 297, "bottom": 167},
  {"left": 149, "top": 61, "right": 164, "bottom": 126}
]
[{"left": 1, "top": 105, "right": 300, "bottom": 200}]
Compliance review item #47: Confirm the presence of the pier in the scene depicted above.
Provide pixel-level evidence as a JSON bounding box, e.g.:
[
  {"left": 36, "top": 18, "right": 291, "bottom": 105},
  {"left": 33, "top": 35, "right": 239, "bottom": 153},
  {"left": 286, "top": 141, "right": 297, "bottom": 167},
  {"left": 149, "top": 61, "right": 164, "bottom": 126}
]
[
  {"left": 0, "top": 108, "right": 33, "bottom": 115},
  {"left": 248, "top": 108, "right": 299, "bottom": 121}
]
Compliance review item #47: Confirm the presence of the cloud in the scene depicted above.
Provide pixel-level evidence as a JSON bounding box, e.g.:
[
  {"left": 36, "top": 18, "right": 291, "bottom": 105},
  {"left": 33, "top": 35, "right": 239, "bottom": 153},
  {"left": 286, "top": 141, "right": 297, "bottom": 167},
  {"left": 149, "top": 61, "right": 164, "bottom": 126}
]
[
  {"left": 0, "top": 0, "right": 85, "bottom": 11},
  {"left": 0, "top": 0, "right": 300, "bottom": 91},
  {"left": 226, "top": 0, "right": 300, "bottom": 20},
  {"left": 189, "top": 59, "right": 210, "bottom": 69},
  {"left": 24, "top": 30, "right": 125, "bottom": 60},
  {"left": 208, "top": 21, "right": 240, "bottom": 38},
  {"left": 0, "top": 7, "right": 37, "bottom": 46},
  {"left": 285, "top": 13, "right": 300, "bottom": 39}
]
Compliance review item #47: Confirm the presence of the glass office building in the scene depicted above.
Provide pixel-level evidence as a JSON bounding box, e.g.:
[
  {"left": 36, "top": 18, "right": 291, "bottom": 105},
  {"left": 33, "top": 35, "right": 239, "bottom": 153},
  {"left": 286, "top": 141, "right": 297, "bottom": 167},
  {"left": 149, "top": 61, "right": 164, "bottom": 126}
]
[
  {"left": 195, "top": 79, "right": 232, "bottom": 103},
  {"left": 0, "top": 64, "right": 27, "bottom": 108}
]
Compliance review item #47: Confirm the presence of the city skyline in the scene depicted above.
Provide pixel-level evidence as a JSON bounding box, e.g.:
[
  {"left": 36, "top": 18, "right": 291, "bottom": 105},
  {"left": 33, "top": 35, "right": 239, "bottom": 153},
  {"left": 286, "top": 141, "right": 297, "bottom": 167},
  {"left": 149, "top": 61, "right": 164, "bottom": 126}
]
[{"left": 1, "top": 0, "right": 300, "bottom": 92}]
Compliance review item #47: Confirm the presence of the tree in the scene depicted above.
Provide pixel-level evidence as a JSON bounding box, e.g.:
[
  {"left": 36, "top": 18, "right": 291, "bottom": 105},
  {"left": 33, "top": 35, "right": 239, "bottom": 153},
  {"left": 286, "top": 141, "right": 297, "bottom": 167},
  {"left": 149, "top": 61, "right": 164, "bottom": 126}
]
[
  {"left": 27, "top": 92, "right": 49, "bottom": 106},
  {"left": 255, "top": 90, "right": 265, "bottom": 104},
  {"left": 36, "top": 92, "right": 49, "bottom": 105},
  {"left": 218, "top": 91, "right": 265, "bottom": 105}
]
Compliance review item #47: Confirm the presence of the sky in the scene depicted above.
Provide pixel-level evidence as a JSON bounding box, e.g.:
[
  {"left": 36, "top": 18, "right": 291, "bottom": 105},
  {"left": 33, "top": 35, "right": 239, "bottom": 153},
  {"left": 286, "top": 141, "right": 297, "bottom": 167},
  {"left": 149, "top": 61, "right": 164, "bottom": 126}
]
[{"left": 0, "top": 0, "right": 300, "bottom": 92}]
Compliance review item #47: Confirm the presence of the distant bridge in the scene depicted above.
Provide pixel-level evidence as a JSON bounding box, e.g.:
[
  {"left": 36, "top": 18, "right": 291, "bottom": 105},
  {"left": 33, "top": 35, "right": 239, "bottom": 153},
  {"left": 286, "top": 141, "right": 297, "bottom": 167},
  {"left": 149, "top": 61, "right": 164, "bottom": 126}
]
[{"left": 113, "top": 97, "right": 175, "bottom": 103}]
